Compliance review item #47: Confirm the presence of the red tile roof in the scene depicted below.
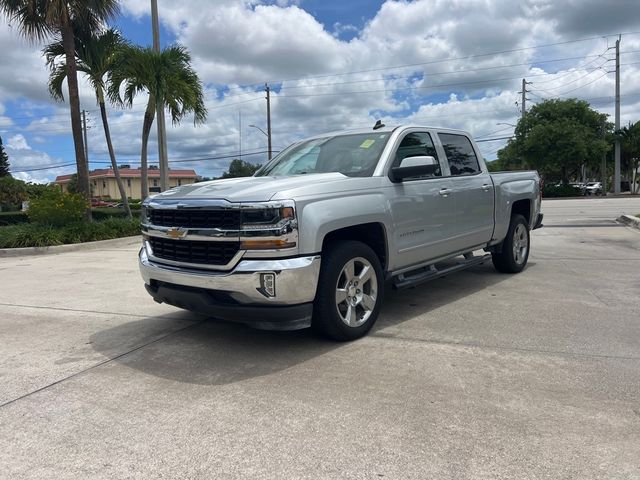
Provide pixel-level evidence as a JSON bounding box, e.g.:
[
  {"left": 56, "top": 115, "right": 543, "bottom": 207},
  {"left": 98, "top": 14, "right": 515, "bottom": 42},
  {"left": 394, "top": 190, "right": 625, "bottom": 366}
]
[{"left": 55, "top": 168, "right": 197, "bottom": 183}]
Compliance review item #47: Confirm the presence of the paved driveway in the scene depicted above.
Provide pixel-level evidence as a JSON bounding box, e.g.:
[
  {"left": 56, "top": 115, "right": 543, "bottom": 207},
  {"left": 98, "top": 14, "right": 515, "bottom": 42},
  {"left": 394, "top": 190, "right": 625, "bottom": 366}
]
[{"left": 1, "top": 198, "right": 640, "bottom": 479}]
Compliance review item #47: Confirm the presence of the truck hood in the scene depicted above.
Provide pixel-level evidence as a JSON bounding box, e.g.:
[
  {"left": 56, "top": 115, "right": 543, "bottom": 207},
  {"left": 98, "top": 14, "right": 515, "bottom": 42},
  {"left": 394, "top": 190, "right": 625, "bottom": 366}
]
[{"left": 151, "top": 173, "right": 348, "bottom": 203}]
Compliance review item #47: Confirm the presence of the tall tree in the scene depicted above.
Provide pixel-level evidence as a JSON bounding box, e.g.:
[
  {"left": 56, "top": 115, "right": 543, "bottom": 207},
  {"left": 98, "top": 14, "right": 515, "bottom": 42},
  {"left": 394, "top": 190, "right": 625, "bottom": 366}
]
[
  {"left": 0, "top": 136, "right": 10, "bottom": 177},
  {"left": 45, "top": 27, "right": 132, "bottom": 218},
  {"left": 497, "top": 99, "right": 610, "bottom": 183},
  {"left": 0, "top": 0, "right": 119, "bottom": 221},
  {"left": 108, "top": 45, "right": 207, "bottom": 200},
  {"left": 221, "top": 159, "right": 261, "bottom": 178}
]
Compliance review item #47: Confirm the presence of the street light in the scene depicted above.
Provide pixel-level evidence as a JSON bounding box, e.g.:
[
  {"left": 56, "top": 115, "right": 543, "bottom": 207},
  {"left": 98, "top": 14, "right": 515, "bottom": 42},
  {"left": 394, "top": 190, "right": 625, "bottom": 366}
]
[
  {"left": 496, "top": 122, "right": 516, "bottom": 128},
  {"left": 248, "top": 124, "right": 268, "bottom": 137}
]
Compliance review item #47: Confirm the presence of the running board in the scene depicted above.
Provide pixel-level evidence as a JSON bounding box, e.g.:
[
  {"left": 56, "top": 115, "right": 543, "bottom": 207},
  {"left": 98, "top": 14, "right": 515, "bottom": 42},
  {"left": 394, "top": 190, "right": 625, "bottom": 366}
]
[{"left": 392, "top": 253, "right": 492, "bottom": 290}]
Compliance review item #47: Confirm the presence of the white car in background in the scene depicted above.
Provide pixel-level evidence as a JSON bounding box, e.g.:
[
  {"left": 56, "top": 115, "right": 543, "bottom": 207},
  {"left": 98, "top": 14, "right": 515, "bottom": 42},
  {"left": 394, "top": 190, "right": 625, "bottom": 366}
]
[{"left": 585, "top": 182, "right": 602, "bottom": 196}]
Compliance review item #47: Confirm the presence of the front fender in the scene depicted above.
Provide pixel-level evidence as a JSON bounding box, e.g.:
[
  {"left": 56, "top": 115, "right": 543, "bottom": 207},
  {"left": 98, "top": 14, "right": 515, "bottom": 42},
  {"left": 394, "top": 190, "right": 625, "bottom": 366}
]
[{"left": 297, "top": 193, "right": 391, "bottom": 254}]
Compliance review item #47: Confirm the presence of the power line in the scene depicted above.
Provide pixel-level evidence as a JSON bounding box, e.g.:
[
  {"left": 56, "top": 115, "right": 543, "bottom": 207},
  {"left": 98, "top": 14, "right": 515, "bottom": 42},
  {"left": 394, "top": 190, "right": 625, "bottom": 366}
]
[
  {"left": 11, "top": 162, "right": 75, "bottom": 173},
  {"left": 531, "top": 64, "right": 608, "bottom": 93}
]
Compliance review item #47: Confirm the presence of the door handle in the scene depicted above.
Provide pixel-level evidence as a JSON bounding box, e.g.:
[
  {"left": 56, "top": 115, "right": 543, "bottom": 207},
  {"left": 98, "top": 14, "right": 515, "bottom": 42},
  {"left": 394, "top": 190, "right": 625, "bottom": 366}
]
[
  {"left": 439, "top": 188, "right": 452, "bottom": 197},
  {"left": 481, "top": 184, "right": 492, "bottom": 191}
]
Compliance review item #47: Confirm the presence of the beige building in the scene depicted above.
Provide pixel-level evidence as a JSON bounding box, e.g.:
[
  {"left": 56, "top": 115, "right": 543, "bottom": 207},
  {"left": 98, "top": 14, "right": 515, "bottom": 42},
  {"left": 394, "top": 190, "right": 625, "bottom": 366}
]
[{"left": 55, "top": 167, "right": 198, "bottom": 200}]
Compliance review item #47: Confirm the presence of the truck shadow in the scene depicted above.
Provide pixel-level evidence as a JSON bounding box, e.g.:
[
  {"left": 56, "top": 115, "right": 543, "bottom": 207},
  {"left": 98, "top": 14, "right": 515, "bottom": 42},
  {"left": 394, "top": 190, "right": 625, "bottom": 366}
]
[{"left": 90, "top": 262, "right": 527, "bottom": 386}]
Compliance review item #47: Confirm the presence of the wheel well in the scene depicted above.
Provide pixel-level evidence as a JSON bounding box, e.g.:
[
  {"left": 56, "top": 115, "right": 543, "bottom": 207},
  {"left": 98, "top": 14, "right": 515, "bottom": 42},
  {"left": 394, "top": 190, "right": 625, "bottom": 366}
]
[
  {"left": 511, "top": 199, "right": 531, "bottom": 226},
  {"left": 322, "top": 223, "right": 388, "bottom": 271}
]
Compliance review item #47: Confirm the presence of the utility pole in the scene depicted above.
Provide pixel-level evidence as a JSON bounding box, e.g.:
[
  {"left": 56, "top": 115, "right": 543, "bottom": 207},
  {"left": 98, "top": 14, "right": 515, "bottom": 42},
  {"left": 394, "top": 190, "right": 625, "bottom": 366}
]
[
  {"left": 81, "top": 110, "right": 89, "bottom": 168},
  {"left": 238, "top": 110, "right": 242, "bottom": 161},
  {"left": 265, "top": 83, "right": 272, "bottom": 160},
  {"left": 151, "top": 0, "right": 169, "bottom": 191},
  {"left": 519, "top": 78, "right": 531, "bottom": 117},
  {"left": 614, "top": 36, "right": 621, "bottom": 194}
]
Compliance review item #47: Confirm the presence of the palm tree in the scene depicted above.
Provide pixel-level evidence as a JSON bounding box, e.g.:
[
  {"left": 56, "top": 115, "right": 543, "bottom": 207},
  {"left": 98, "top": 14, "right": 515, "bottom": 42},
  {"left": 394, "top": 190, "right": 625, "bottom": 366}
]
[
  {"left": 0, "top": 0, "right": 119, "bottom": 221},
  {"left": 44, "top": 27, "right": 132, "bottom": 219},
  {"left": 109, "top": 45, "right": 207, "bottom": 200}
]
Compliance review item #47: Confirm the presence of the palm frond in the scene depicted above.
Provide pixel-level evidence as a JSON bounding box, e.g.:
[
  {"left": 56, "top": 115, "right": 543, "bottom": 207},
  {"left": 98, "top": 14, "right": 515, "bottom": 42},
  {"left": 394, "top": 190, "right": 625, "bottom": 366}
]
[{"left": 47, "top": 64, "right": 67, "bottom": 101}]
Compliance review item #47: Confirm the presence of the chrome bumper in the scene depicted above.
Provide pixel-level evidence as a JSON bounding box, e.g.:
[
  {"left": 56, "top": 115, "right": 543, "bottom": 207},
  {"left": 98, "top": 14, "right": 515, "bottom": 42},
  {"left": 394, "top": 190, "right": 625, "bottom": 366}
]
[{"left": 139, "top": 247, "right": 321, "bottom": 305}]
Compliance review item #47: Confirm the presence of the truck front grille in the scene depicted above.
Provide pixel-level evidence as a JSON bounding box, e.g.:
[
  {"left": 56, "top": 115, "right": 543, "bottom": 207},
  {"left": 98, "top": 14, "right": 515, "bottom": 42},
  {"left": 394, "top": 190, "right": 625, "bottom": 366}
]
[
  {"left": 149, "top": 238, "right": 240, "bottom": 266},
  {"left": 148, "top": 209, "right": 240, "bottom": 229}
]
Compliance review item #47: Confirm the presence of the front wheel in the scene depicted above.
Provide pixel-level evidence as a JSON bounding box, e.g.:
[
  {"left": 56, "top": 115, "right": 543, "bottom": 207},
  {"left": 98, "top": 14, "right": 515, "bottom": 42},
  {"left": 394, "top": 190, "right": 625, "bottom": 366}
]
[
  {"left": 492, "top": 214, "right": 530, "bottom": 273},
  {"left": 313, "top": 241, "right": 384, "bottom": 341}
]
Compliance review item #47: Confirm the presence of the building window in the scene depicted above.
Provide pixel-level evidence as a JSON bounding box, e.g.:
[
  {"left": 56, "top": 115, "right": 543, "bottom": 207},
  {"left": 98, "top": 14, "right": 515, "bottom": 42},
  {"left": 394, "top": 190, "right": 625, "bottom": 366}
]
[
  {"left": 178, "top": 179, "right": 182, "bottom": 186},
  {"left": 127, "top": 179, "right": 131, "bottom": 187},
  {"left": 153, "top": 179, "right": 158, "bottom": 187},
  {"left": 103, "top": 181, "right": 106, "bottom": 188}
]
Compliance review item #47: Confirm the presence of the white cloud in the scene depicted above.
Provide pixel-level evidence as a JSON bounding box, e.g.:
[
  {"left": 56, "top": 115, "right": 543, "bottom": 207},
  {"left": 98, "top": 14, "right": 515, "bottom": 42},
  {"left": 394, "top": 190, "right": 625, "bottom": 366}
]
[
  {"left": 2, "top": 0, "right": 640, "bottom": 179},
  {"left": 7, "top": 134, "right": 30, "bottom": 150}
]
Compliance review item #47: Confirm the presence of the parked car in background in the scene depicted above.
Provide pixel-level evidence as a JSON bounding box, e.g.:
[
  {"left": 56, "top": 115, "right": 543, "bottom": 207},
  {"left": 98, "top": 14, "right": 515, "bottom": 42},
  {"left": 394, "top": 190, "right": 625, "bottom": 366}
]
[
  {"left": 585, "top": 182, "right": 602, "bottom": 195},
  {"left": 91, "top": 198, "right": 115, "bottom": 207},
  {"left": 569, "top": 182, "right": 587, "bottom": 195}
]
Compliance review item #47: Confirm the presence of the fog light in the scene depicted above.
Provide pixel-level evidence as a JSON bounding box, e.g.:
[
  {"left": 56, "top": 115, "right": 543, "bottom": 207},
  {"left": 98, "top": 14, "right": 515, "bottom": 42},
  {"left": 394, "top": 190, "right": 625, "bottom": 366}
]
[{"left": 259, "top": 273, "right": 276, "bottom": 298}]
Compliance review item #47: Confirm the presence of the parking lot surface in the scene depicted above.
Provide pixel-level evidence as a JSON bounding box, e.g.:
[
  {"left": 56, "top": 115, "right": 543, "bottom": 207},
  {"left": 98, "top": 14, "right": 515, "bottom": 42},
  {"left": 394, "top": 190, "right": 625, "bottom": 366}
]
[{"left": 1, "top": 197, "right": 640, "bottom": 479}]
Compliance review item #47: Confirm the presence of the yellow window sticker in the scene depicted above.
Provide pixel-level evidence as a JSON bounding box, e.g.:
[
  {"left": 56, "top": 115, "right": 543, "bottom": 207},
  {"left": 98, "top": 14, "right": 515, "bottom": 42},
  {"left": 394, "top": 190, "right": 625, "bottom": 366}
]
[{"left": 359, "top": 139, "right": 375, "bottom": 148}]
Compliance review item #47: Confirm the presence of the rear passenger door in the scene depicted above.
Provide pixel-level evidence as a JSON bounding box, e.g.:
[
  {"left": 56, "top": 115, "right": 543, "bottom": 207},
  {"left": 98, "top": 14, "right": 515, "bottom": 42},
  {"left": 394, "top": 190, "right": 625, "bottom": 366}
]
[{"left": 437, "top": 133, "right": 494, "bottom": 252}]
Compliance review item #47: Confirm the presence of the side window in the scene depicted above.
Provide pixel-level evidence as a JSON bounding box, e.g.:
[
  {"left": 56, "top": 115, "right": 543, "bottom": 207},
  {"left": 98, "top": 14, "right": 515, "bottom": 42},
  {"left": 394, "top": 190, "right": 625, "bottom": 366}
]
[
  {"left": 438, "top": 133, "right": 481, "bottom": 176},
  {"left": 393, "top": 132, "right": 441, "bottom": 178}
]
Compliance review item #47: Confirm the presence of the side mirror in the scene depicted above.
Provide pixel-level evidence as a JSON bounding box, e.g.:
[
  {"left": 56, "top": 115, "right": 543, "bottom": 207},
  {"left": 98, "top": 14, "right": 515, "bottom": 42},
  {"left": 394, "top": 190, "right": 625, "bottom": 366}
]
[{"left": 391, "top": 156, "right": 439, "bottom": 182}]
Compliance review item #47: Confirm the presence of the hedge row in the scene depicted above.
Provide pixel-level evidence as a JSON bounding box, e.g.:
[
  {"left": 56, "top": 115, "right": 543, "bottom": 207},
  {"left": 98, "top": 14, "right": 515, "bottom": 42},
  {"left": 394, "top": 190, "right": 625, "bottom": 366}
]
[
  {"left": 0, "top": 218, "right": 141, "bottom": 248},
  {"left": 542, "top": 184, "right": 583, "bottom": 198},
  {"left": 0, "top": 211, "right": 29, "bottom": 226},
  {"left": 0, "top": 208, "right": 142, "bottom": 225}
]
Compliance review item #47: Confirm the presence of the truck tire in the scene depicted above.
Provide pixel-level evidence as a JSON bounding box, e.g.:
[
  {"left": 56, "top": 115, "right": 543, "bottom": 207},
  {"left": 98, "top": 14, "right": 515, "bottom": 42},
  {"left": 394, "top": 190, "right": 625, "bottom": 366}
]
[
  {"left": 313, "top": 241, "right": 384, "bottom": 341},
  {"left": 492, "top": 214, "right": 530, "bottom": 273}
]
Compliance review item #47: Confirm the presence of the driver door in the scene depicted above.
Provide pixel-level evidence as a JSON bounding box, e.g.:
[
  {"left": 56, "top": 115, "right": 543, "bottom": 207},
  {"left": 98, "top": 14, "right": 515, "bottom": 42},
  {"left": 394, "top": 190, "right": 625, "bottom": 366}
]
[{"left": 388, "top": 131, "right": 456, "bottom": 269}]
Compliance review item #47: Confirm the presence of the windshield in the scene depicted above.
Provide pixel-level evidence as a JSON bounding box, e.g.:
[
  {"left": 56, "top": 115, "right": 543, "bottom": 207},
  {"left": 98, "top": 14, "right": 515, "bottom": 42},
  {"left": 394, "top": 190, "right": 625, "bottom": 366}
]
[{"left": 255, "top": 132, "right": 391, "bottom": 177}]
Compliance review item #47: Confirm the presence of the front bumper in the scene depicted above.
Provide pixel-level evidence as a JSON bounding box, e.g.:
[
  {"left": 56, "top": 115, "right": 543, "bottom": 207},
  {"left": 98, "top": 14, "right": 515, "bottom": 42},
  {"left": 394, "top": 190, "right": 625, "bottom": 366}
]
[{"left": 139, "top": 247, "right": 321, "bottom": 327}]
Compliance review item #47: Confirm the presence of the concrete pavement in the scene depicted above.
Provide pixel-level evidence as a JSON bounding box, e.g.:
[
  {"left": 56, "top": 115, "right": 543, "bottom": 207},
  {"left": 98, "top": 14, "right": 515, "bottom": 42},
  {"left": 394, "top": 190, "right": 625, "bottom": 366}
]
[{"left": 1, "top": 197, "right": 640, "bottom": 479}]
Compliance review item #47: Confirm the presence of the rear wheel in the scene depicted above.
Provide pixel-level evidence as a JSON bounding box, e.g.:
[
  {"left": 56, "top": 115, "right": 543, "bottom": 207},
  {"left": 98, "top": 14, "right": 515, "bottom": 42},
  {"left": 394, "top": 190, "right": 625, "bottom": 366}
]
[
  {"left": 492, "top": 214, "right": 530, "bottom": 273},
  {"left": 313, "top": 241, "right": 384, "bottom": 341}
]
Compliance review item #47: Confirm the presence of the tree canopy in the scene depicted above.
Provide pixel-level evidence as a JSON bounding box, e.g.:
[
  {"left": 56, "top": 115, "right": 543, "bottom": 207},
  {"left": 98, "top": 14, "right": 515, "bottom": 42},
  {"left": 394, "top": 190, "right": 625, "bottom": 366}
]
[
  {"left": 496, "top": 99, "right": 610, "bottom": 183},
  {"left": 0, "top": 176, "right": 27, "bottom": 209},
  {"left": 221, "top": 160, "right": 261, "bottom": 178}
]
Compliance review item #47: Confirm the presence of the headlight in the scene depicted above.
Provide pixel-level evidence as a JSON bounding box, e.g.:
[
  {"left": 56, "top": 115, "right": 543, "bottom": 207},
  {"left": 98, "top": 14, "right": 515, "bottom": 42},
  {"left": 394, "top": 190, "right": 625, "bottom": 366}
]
[
  {"left": 241, "top": 208, "right": 280, "bottom": 225},
  {"left": 240, "top": 201, "right": 297, "bottom": 250}
]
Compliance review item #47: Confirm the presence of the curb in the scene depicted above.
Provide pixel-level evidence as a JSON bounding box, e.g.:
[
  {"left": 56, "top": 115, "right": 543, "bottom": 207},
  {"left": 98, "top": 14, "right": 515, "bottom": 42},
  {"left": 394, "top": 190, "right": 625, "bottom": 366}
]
[
  {"left": 0, "top": 235, "right": 141, "bottom": 258},
  {"left": 616, "top": 214, "right": 640, "bottom": 230}
]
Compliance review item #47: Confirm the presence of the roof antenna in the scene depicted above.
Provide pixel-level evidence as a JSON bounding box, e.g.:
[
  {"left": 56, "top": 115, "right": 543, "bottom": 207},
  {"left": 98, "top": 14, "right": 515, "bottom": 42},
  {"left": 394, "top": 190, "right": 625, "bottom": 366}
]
[{"left": 373, "top": 120, "right": 385, "bottom": 130}]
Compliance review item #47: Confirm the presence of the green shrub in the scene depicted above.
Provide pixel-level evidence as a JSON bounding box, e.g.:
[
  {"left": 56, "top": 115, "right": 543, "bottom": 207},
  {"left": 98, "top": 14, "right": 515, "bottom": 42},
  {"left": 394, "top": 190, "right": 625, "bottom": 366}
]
[
  {"left": 0, "top": 176, "right": 28, "bottom": 210},
  {"left": 0, "top": 218, "right": 140, "bottom": 248},
  {"left": 0, "top": 211, "right": 29, "bottom": 226},
  {"left": 27, "top": 189, "right": 87, "bottom": 226},
  {"left": 543, "top": 184, "right": 583, "bottom": 198}
]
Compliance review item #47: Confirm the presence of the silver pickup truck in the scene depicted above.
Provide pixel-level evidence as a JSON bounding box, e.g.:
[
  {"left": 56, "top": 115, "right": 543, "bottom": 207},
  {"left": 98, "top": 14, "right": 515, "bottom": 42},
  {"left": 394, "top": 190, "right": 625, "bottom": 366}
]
[{"left": 139, "top": 124, "right": 543, "bottom": 340}]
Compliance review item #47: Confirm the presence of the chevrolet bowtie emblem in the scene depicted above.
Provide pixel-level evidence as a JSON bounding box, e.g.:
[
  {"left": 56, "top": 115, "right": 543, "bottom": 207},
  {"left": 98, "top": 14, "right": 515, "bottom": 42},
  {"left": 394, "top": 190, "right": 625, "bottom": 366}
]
[{"left": 166, "top": 227, "right": 188, "bottom": 239}]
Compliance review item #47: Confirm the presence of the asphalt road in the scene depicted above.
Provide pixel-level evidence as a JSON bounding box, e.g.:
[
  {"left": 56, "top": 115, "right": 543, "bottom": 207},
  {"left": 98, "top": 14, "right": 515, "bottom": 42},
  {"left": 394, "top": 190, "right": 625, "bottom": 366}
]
[{"left": 1, "top": 197, "right": 640, "bottom": 479}]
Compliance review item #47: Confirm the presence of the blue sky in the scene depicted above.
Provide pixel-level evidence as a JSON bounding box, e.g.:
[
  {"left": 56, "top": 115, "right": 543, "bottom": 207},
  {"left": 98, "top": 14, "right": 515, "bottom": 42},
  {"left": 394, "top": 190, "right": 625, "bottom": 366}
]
[{"left": 1, "top": 0, "right": 639, "bottom": 183}]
